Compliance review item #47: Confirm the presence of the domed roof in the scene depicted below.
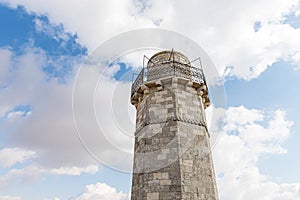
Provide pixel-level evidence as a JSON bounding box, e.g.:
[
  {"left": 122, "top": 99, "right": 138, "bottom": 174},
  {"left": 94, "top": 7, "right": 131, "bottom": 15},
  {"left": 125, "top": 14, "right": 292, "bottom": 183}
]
[{"left": 148, "top": 50, "right": 190, "bottom": 66}]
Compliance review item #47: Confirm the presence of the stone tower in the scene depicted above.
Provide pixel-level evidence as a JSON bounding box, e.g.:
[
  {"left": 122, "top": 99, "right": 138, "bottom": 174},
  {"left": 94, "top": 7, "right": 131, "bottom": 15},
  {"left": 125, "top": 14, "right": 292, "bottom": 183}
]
[{"left": 130, "top": 50, "right": 218, "bottom": 200}]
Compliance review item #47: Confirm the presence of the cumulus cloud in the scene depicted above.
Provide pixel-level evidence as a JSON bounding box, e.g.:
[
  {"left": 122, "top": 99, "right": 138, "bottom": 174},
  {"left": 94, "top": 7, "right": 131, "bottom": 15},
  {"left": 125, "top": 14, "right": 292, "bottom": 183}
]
[
  {"left": 73, "top": 182, "right": 128, "bottom": 200},
  {"left": 72, "top": 63, "right": 135, "bottom": 172},
  {"left": 0, "top": 164, "right": 99, "bottom": 188},
  {"left": 1, "top": 0, "right": 300, "bottom": 80},
  {"left": 0, "top": 46, "right": 105, "bottom": 169},
  {"left": 49, "top": 164, "right": 99, "bottom": 176},
  {"left": 0, "top": 45, "right": 134, "bottom": 181},
  {"left": 146, "top": 0, "right": 300, "bottom": 79},
  {"left": 0, "top": 46, "right": 105, "bottom": 187},
  {"left": 0, "top": 148, "right": 35, "bottom": 168},
  {"left": 213, "top": 106, "right": 299, "bottom": 200}
]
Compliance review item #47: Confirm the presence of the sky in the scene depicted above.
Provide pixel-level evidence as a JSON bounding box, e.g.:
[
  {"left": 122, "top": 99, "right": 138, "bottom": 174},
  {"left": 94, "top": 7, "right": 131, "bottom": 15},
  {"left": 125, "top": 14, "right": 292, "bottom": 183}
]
[{"left": 0, "top": 0, "right": 300, "bottom": 199}]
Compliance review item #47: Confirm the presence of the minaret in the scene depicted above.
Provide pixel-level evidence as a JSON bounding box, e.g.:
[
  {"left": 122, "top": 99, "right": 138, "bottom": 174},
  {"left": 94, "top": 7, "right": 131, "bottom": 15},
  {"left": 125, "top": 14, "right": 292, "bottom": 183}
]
[{"left": 130, "top": 50, "right": 218, "bottom": 200}]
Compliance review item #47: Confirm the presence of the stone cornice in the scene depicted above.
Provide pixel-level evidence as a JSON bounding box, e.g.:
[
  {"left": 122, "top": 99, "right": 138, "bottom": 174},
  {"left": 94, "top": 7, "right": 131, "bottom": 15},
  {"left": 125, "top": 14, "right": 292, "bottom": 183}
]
[{"left": 131, "top": 76, "right": 210, "bottom": 109}]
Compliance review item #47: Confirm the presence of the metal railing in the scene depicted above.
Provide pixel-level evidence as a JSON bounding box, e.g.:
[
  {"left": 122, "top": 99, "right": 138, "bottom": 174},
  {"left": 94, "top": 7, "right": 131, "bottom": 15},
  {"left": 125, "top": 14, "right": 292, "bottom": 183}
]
[
  {"left": 131, "top": 68, "right": 145, "bottom": 96},
  {"left": 131, "top": 61, "right": 206, "bottom": 96}
]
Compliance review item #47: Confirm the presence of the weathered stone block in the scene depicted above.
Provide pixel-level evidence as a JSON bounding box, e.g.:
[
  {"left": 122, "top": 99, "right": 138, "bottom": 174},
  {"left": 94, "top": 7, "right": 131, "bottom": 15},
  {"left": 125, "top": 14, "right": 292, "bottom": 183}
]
[{"left": 147, "top": 192, "right": 159, "bottom": 200}]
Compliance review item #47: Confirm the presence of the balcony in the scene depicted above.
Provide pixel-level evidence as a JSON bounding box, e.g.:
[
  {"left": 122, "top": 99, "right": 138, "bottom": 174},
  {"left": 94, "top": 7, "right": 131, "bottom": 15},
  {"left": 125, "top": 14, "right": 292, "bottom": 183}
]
[{"left": 131, "top": 51, "right": 207, "bottom": 97}]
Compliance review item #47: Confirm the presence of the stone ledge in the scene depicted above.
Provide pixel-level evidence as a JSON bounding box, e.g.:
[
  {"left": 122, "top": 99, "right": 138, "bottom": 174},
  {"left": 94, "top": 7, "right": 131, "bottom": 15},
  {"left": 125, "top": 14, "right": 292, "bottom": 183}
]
[
  {"left": 131, "top": 76, "right": 210, "bottom": 109},
  {"left": 134, "top": 116, "right": 208, "bottom": 136}
]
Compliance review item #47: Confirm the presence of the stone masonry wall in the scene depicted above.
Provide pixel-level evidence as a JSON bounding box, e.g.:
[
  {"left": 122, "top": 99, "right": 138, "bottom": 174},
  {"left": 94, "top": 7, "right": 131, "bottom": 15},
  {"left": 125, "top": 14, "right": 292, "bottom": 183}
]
[{"left": 131, "top": 76, "right": 218, "bottom": 200}]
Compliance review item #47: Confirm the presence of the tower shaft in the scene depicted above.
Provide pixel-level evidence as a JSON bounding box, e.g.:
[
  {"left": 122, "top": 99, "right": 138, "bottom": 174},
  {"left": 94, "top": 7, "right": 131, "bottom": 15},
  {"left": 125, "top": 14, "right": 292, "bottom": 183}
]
[{"left": 130, "top": 51, "right": 218, "bottom": 200}]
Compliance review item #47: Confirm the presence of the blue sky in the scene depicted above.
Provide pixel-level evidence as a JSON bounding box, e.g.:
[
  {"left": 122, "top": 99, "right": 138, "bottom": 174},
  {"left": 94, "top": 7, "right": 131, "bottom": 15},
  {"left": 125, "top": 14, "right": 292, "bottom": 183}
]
[{"left": 0, "top": 1, "right": 300, "bottom": 200}]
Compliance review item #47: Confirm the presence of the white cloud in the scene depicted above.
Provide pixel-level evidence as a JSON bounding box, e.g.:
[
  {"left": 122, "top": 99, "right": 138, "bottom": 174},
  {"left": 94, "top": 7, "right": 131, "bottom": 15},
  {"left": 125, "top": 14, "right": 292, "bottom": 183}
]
[
  {"left": 73, "top": 183, "right": 128, "bottom": 200},
  {"left": 0, "top": 164, "right": 100, "bottom": 188},
  {"left": 6, "top": 111, "right": 24, "bottom": 120},
  {"left": 151, "top": 0, "right": 300, "bottom": 80},
  {"left": 0, "top": 46, "right": 133, "bottom": 180},
  {"left": 0, "top": 148, "right": 35, "bottom": 168},
  {"left": 213, "top": 106, "right": 300, "bottom": 200},
  {"left": 0, "top": 47, "right": 46, "bottom": 117},
  {"left": 291, "top": 51, "right": 300, "bottom": 69},
  {"left": 0, "top": 196, "right": 21, "bottom": 200},
  {"left": 0, "top": 47, "right": 98, "bottom": 169},
  {"left": 49, "top": 165, "right": 99, "bottom": 176},
  {"left": 0, "top": 47, "right": 107, "bottom": 190},
  {"left": 1, "top": 0, "right": 300, "bottom": 80},
  {"left": 224, "top": 106, "right": 264, "bottom": 126},
  {"left": 224, "top": 107, "right": 292, "bottom": 155},
  {"left": 73, "top": 67, "right": 135, "bottom": 172},
  {"left": 6, "top": 110, "right": 31, "bottom": 120}
]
